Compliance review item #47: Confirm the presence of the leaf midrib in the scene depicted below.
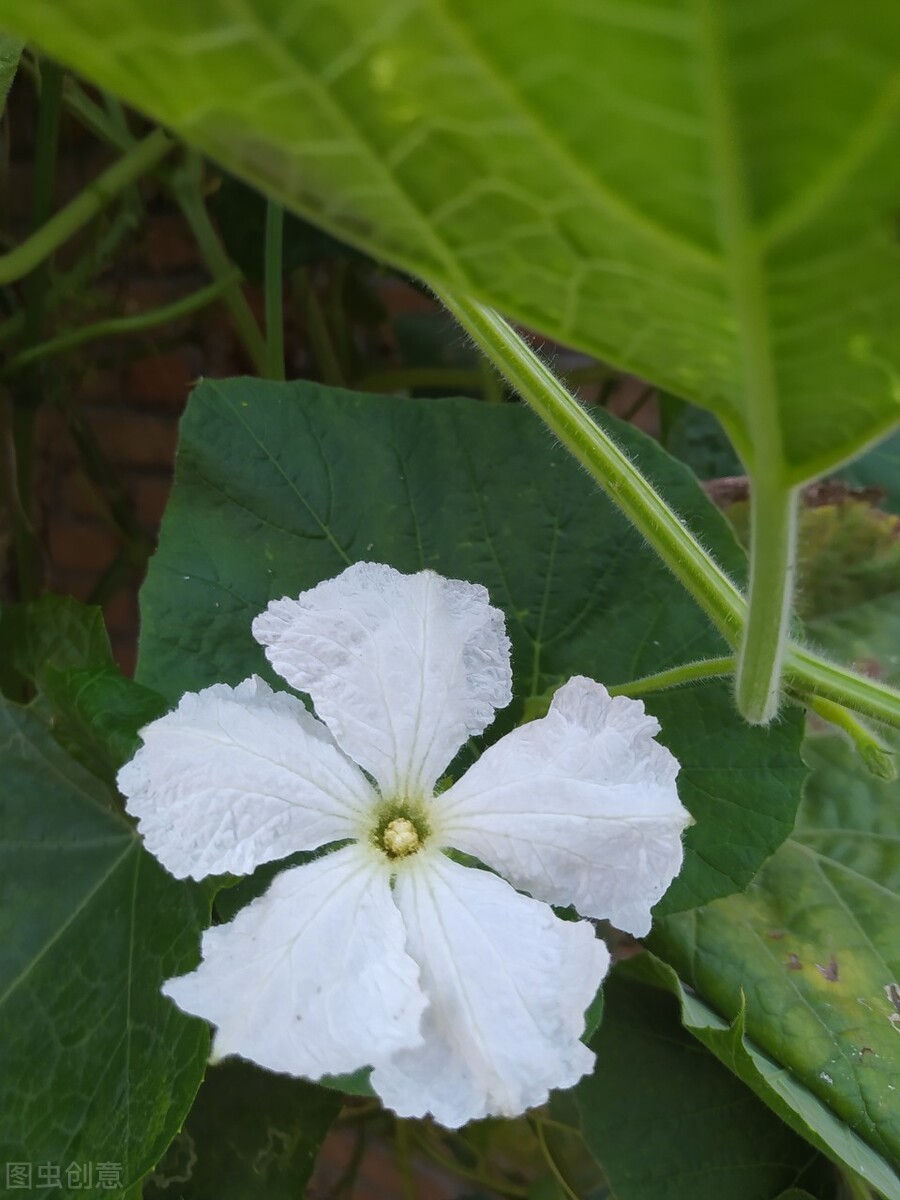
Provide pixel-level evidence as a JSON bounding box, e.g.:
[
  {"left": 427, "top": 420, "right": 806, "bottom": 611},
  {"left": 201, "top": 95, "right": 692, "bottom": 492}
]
[{"left": 693, "top": 0, "right": 782, "bottom": 475}]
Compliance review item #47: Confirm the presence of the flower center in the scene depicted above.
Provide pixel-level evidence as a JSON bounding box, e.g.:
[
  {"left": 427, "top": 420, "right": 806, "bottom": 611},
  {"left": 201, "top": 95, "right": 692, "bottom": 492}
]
[
  {"left": 371, "top": 798, "right": 432, "bottom": 860},
  {"left": 381, "top": 817, "right": 420, "bottom": 857}
]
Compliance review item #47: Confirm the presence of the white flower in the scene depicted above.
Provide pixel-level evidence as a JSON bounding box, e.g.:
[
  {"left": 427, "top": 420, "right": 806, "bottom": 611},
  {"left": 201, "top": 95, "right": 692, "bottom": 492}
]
[{"left": 119, "top": 563, "right": 689, "bottom": 1128}]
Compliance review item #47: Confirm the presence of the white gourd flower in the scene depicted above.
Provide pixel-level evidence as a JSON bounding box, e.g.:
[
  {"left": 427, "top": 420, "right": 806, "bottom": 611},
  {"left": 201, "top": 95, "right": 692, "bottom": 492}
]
[{"left": 118, "top": 563, "right": 689, "bottom": 1128}]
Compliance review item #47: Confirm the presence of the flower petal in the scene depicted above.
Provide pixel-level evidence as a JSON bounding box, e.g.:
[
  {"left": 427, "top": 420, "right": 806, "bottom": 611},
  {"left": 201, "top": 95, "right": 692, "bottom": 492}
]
[
  {"left": 252, "top": 563, "right": 512, "bottom": 797},
  {"left": 163, "top": 844, "right": 426, "bottom": 1079},
  {"left": 371, "top": 852, "right": 608, "bottom": 1127},
  {"left": 437, "top": 677, "right": 689, "bottom": 936},
  {"left": 119, "top": 676, "right": 375, "bottom": 880}
]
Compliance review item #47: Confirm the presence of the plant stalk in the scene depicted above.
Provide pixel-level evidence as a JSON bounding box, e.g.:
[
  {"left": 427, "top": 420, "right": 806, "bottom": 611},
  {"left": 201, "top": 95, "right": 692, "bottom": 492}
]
[
  {"left": 735, "top": 480, "right": 798, "bottom": 724},
  {"left": 438, "top": 289, "right": 746, "bottom": 641},
  {"left": 0, "top": 127, "right": 173, "bottom": 285},
  {"left": 263, "top": 198, "right": 285, "bottom": 380},
  {"left": 4, "top": 272, "right": 240, "bottom": 374},
  {"left": 439, "top": 291, "right": 900, "bottom": 731},
  {"left": 171, "top": 154, "right": 268, "bottom": 375}
]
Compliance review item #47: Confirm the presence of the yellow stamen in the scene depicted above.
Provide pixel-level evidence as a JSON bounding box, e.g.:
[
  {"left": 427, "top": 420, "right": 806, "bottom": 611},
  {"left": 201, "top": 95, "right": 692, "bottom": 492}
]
[{"left": 382, "top": 817, "right": 420, "bottom": 858}]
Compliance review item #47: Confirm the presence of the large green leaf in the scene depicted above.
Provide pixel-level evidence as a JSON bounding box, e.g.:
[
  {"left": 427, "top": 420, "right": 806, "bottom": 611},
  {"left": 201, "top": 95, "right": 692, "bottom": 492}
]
[
  {"left": 3, "top": 2, "right": 900, "bottom": 479},
  {"left": 571, "top": 966, "right": 837, "bottom": 1200},
  {"left": 623, "top": 955, "right": 900, "bottom": 1199},
  {"left": 651, "top": 593, "right": 900, "bottom": 1176},
  {"left": 137, "top": 377, "right": 804, "bottom": 916},
  {"left": 143, "top": 1060, "right": 341, "bottom": 1199},
  {"left": 0, "top": 699, "right": 210, "bottom": 1198}
]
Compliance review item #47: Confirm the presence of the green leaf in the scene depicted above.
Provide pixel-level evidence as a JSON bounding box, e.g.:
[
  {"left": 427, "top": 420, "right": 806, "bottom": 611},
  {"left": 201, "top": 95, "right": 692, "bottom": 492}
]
[
  {"left": 624, "top": 955, "right": 900, "bottom": 1200},
  {"left": 650, "top": 636, "right": 900, "bottom": 1180},
  {"left": 0, "top": 593, "right": 113, "bottom": 691},
  {"left": 0, "top": 699, "right": 210, "bottom": 1197},
  {"left": 0, "top": 33, "right": 21, "bottom": 110},
  {"left": 571, "top": 965, "right": 837, "bottom": 1200},
  {"left": 143, "top": 1060, "right": 341, "bottom": 1199},
  {"left": 2, "top": 2, "right": 900, "bottom": 481},
  {"left": 0, "top": 595, "right": 168, "bottom": 782},
  {"left": 210, "top": 172, "right": 367, "bottom": 284},
  {"left": 137, "top": 377, "right": 804, "bottom": 916},
  {"left": 41, "top": 664, "right": 169, "bottom": 779},
  {"left": 663, "top": 400, "right": 744, "bottom": 480},
  {"left": 839, "top": 427, "right": 900, "bottom": 516}
]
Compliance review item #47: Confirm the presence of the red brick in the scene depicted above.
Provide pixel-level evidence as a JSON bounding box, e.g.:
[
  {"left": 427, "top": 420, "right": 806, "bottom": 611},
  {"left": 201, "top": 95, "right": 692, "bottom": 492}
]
[
  {"left": 78, "top": 366, "right": 126, "bottom": 406},
  {"left": 110, "top": 633, "right": 137, "bottom": 678},
  {"left": 124, "top": 350, "right": 198, "bottom": 410},
  {"left": 89, "top": 411, "right": 179, "bottom": 469},
  {"left": 58, "top": 468, "right": 110, "bottom": 523},
  {"left": 131, "top": 475, "right": 173, "bottom": 531},
  {"left": 48, "top": 519, "right": 120, "bottom": 573},
  {"left": 46, "top": 568, "right": 96, "bottom": 604},
  {"left": 143, "top": 212, "right": 200, "bottom": 273},
  {"left": 103, "top": 587, "right": 138, "bottom": 637}
]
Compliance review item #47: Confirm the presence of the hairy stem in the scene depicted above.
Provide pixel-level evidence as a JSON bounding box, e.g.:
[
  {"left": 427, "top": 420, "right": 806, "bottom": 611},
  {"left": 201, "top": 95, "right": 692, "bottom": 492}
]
[
  {"left": 736, "top": 481, "right": 798, "bottom": 724},
  {"left": 787, "top": 646, "right": 900, "bottom": 732},
  {"left": 807, "top": 697, "right": 896, "bottom": 780},
  {"left": 610, "top": 657, "right": 735, "bottom": 699},
  {"left": 438, "top": 289, "right": 745, "bottom": 641},
  {"left": 439, "top": 292, "right": 900, "bottom": 731}
]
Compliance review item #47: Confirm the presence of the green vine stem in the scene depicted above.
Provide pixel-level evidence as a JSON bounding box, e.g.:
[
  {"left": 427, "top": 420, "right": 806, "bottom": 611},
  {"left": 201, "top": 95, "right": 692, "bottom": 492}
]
[
  {"left": 610, "top": 657, "right": 735, "bottom": 700},
  {"left": 410, "top": 1129, "right": 528, "bottom": 1199},
  {"left": 437, "top": 288, "right": 746, "bottom": 641},
  {"left": 298, "top": 267, "right": 346, "bottom": 387},
  {"left": 0, "top": 127, "right": 173, "bottom": 285},
  {"left": 807, "top": 697, "right": 896, "bottom": 781},
  {"left": 263, "top": 198, "right": 286, "bottom": 380},
  {"left": 438, "top": 291, "right": 900, "bottom": 732},
  {"left": 529, "top": 1117, "right": 581, "bottom": 1200},
  {"left": 4, "top": 272, "right": 240, "bottom": 374},
  {"left": 170, "top": 153, "right": 268, "bottom": 375},
  {"left": 735, "top": 480, "right": 798, "bottom": 724},
  {"left": 11, "top": 58, "right": 64, "bottom": 600}
]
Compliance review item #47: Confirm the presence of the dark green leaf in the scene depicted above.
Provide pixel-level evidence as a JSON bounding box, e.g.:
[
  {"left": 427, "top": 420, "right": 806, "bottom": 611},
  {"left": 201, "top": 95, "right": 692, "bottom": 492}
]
[
  {"left": 838, "top": 427, "right": 900, "bottom": 515},
  {"left": 624, "top": 955, "right": 900, "bottom": 1200},
  {"left": 663, "top": 400, "right": 744, "bottom": 480},
  {"left": 572, "top": 965, "right": 836, "bottom": 1200},
  {"left": 0, "top": 699, "right": 210, "bottom": 1197},
  {"left": 0, "top": 33, "right": 21, "bottom": 110},
  {"left": 0, "top": 595, "right": 168, "bottom": 783},
  {"left": 650, "top": 593, "right": 900, "bottom": 1184},
  {"left": 41, "top": 664, "right": 168, "bottom": 779},
  {"left": 137, "top": 377, "right": 804, "bottom": 916},
  {"left": 0, "top": 593, "right": 112, "bottom": 692},
  {"left": 210, "top": 172, "right": 367, "bottom": 284},
  {"left": 143, "top": 1059, "right": 341, "bottom": 1199}
]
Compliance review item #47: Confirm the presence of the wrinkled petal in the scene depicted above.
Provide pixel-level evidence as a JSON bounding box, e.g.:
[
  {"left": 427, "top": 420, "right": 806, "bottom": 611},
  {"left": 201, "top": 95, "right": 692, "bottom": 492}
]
[
  {"left": 163, "top": 844, "right": 426, "bottom": 1078},
  {"left": 252, "top": 563, "right": 512, "bottom": 797},
  {"left": 437, "top": 677, "right": 689, "bottom": 937},
  {"left": 119, "top": 676, "right": 375, "bottom": 880},
  {"left": 371, "top": 852, "right": 608, "bottom": 1127}
]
